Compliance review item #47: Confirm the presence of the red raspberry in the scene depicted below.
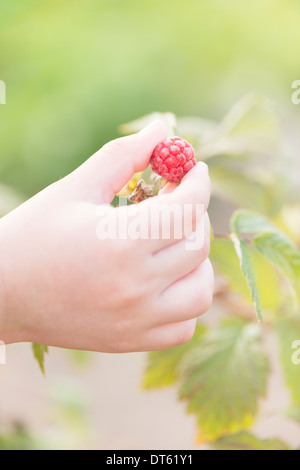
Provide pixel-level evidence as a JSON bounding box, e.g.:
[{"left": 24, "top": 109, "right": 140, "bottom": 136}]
[{"left": 150, "top": 137, "right": 196, "bottom": 183}]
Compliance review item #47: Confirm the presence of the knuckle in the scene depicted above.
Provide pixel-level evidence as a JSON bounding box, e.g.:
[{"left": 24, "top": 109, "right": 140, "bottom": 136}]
[{"left": 121, "top": 278, "right": 146, "bottom": 307}]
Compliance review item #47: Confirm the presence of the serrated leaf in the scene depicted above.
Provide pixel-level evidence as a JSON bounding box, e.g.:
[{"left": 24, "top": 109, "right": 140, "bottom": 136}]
[
  {"left": 178, "top": 318, "right": 270, "bottom": 443},
  {"left": 254, "top": 231, "right": 300, "bottom": 300},
  {"left": 218, "top": 93, "right": 279, "bottom": 144},
  {"left": 230, "top": 210, "right": 300, "bottom": 309},
  {"left": 176, "top": 116, "right": 218, "bottom": 155},
  {"left": 211, "top": 237, "right": 281, "bottom": 311},
  {"left": 211, "top": 431, "right": 290, "bottom": 450},
  {"left": 143, "top": 325, "right": 206, "bottom": 390},
  {"left": 198, "top": 93, "right": 280, "bottom": 160},
  {"left": 32, "top": 343, "right": 48, "bottom": 375},
  {"left": 231, "top": 234, "right": 263, "bottom": 322},
  {"left": 275, "top": 318, "right": 300, "bottom": 404},
  {"left": 211, "top": 237, "right": 252, "bottom": 299},
  {"left": 231, "top": 209, "right": 276, "bottom": 236},
  {"left": 210, "top": 166, "right": 274, "bottom": 214}
]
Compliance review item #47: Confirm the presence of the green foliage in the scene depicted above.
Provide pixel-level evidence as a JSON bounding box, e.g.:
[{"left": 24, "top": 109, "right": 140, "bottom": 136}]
[
  {"left": 0, "top": 426, "right": 39, "bottom": 451},
  {"left": 25, "top": 99, "right": 300, "bottom": 448},
  {"left": 231, "top": 209, "right": 277, "bottom": 235},
  {"left": 211, "top": 431, "right": 290, "bottom": 451},
  {"left": 211, "top": 237, "right": 281, "bottom": 312},
  {"left": 32, "top": 343, "right": 48, "bottom": 375},
  {"left": 178, "top": 318, "right": 269, "bottom": 442},
  {"left": 231, "top": 235, "right": 263, "bottom": 322},
  {"left": 254, "top": 232, "right": 300, "bottom": 300},
  {"left": 134, "top": 100, "right": 300, "bottom": 448},
  {"left": 230, "top": 210, "right": 300, "bottom": 319}
]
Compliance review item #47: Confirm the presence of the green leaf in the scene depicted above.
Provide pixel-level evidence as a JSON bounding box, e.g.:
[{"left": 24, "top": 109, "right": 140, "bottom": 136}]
[
  {"left": 211, "top": 237, "right": 281, "bottom": 312},
  {"left": 231, "top": 209, "right": 276, "bottom": 236},
  {"left": 254, "top": 231, "right": 300, "bottom": 300},
  {"left": 275, "top": 318, "right": 300, "bottom": 404},
  {"left": 230, "top": 210, "right": 300, "bottom": 308},
  {"left": 143, "top": 325, "right": 206, "bottom": 390},
  {"left": 178, "top": 318, "right": 270, "bottom": 443},
  {"left": 198, "top": 93, "right": 280, "bottom": 160},
  {"left": 231, "top": 235, "right": 263, "bottom": 322},
  {"left": 211, "top": 431, "right": 290, "bottom": 450},
  {"left": 32, "top": 343, "right": 48, "bottom": 375},
  {"left": 210, "top": 165, "right": 274, "bottom": 215},
  {"left": 0, "top": 427, "right": 38, "bottom": 451},
  {"left": 218, "top": 93, "right": 279, "bottom": 145}
]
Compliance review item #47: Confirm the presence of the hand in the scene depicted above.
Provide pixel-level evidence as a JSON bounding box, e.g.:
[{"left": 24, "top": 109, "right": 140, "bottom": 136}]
[{"left": 0, "top": 121, "right": 213, "bottom": 352}]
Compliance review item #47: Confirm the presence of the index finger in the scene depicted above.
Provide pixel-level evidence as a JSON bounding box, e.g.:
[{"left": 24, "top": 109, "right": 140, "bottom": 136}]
[{"left": 142, "top": 162, "right": 211, "bottom": 252}]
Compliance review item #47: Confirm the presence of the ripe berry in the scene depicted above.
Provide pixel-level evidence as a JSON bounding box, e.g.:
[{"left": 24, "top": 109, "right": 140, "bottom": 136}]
[{"left": 150, "top": 137, "right": 196, "bottom": 183}]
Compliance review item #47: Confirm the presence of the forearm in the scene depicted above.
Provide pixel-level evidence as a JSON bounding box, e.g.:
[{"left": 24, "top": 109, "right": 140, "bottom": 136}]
[{"left": 0, "top": 212, "right": 25, "bottom": 344}]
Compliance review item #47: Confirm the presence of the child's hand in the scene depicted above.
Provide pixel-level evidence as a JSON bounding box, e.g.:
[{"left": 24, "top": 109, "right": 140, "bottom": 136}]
[{"left": 0, "top": 121, "right": 213, "bottom": 352}]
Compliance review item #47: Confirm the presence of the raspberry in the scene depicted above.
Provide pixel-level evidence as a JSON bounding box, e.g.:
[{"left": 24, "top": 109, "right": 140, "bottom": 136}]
[{"left": 150, "top": 137, "right": 196, "bottom": 183}]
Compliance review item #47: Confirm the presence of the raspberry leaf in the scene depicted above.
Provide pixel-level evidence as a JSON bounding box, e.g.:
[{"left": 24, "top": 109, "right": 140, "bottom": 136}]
[
  {"left": 231, "top": 210, "right": 300, "bottom": 307},
  {"left": 231, "top": 234, "right": 263, "bottom": 322},
  {"left": 211, "top": 431, "right": 290, "bottom": 450},
  {"left": 231, "top": 209, "right": 277, "bottom": 235},
  {"left": 32, "top": 343, "right": 48, "bottom": 375},
  {"left": 254, "top": 231, "right": 300, "bottom": 302},
  {"left": 178, "top": 318, "right": 270, "bottom": 443},
  {"left": 119, "top": 112, "right": 177, "bottom": 138},
  {"left": 211, "top": 237, "right": 281, "bottom": 312}
]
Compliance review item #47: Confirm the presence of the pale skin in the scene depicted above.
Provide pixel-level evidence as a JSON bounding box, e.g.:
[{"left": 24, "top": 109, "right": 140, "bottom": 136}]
[{"left": 0, "top": 121, "right": 213, "bottom": 352}]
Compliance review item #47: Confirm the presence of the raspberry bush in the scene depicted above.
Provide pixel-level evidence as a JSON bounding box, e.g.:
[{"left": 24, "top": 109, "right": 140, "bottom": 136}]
[
  {"left": 31, "top": 94, "right": 300, "bottom": 450},
  {"left": 118, "top": 94, "right": 300, "bottom": 450}
]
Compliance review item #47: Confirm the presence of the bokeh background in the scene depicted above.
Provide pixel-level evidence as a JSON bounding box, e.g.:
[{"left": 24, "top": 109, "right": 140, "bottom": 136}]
[{"left": 0, "top": 0, "right": 300, "bottom": 449}]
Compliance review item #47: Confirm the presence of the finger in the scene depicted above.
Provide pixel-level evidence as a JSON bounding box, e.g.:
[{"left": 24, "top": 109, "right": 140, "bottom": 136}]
[
  {"left": 65, "top": 120, "right": 167, "bottom": 203},
  {"left": 153, "top": 259, "right": 214, "bottom": 324},
  {"left": 142, "top": 162, "right": 211, "bottom": 252},
  {"left": 144, "top": 318, "right": 197, "bottom": 350},
  {"left": 159, "top": 182, "right": 178, "bottom": 195},
  {"left": 152, "top": 212, "right": 211, "bottom": 289}
]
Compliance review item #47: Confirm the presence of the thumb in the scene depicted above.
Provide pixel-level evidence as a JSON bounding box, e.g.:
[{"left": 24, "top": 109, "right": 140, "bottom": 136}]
[{"left": 67, "top": 120, "right": 167, "bottom": 203}]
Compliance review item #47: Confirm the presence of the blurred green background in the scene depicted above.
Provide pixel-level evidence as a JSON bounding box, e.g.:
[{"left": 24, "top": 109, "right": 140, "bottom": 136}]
[{"left": 1, "top": 0, "right": 299, "bottom": 197}]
